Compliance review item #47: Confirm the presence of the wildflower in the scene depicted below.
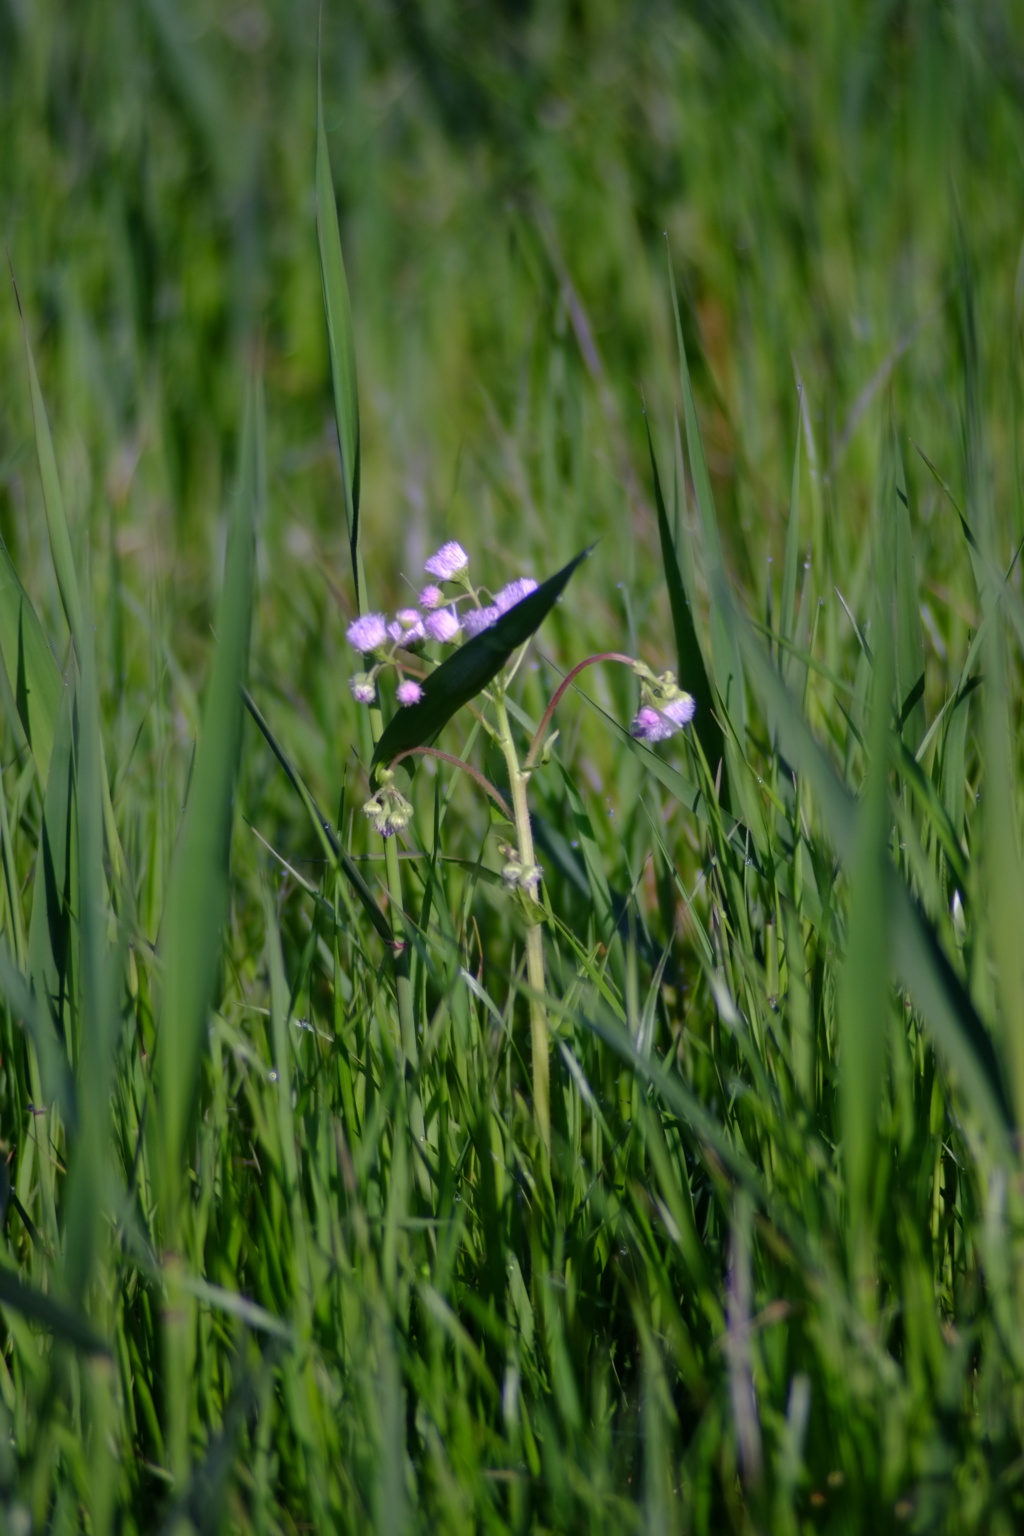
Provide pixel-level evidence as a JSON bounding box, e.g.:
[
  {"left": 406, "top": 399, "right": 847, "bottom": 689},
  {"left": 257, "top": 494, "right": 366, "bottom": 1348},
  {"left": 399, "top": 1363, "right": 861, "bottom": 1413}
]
[
  {"left": 425, "top": 607, "right": 460, "bottom": 643},
  {"left": 494, "top": 577, "right": 538, "bottom": 613},
  {"left": 396, "top": 678, "right": 423, "bottom": 706},
  {"left": 424, "top": 541, "right": 469, "bottom": 580},
  {"left": 463, "top": 604, "right": 500, "bottom": 638},
  {"left": 419, "top": 584, "right": 444, "bottom": 609},
  {"left": 349, "top": 673, "right": 376, "bottom": 704},
  {"left": 362, "top": 780, "right": 414, "bottom": 838},
  {"left": 346, "top": 612, "right": 388, "bottom": 653},
  {"left": 630, "top": 692, "right": 696, "bottom": 743},
  {"left": 388, "top": 609, "right": 426, "bottom": 646},
  {"left": 631, "top": 705, "right": 677, "bottom": 743},
  {"left": 662, "top": 696, "right": 696, "bottom": 728}
]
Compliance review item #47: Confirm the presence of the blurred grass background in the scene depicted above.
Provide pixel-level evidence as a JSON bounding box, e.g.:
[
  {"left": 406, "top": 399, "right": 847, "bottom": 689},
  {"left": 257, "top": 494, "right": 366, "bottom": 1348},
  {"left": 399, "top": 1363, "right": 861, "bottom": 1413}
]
[{"left": 2, "top": 1, "right": 1024, "bottom": 1532}]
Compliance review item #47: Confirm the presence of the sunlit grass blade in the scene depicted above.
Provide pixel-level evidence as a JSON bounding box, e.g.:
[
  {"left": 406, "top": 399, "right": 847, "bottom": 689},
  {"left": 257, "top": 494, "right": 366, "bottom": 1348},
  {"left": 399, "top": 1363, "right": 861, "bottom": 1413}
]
[
  {"left": 154, "top": 376, "right": 260, "bottom": 1219},
  {"left": 316, "top": 40, "right": 363, "bottom": 610},
  {"left": 372, "top": 545, "right": 592, "bottom": 779}
]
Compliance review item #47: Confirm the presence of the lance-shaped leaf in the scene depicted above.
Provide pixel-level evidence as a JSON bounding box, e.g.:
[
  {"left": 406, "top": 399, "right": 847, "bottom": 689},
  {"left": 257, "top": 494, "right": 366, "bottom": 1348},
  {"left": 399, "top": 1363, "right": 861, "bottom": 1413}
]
[{"left": 371, "top": 546, "right": 592, "bottom": 781}]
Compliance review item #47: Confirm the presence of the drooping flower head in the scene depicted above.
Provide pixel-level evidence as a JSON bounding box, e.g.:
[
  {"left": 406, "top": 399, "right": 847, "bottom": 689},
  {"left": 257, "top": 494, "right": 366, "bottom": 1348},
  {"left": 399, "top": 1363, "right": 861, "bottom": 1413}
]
[
  {"left": 631, "top": 705, "right": 677, "bottom": 743},
  {"left": 419, "top": 584, "right": 444, "bottom": 610},
  {"left": 425, "top": 607, "right": 460, "bottom": 643},
  {"left": 349, "top": 673, "right": 376, "bottom": 704},
  {"left": 424, "top": 542, "right": 469, "bottom": 581},
  {"left": 396, "top": 678, "right": 423, "bottom": 706},
  {"left": 629, "top": 663, "right": 696, "bottom": 744},
  {"left": 494, "top": 577, "right": 538, "bottom": 613},
  {"left": 346, "top": 612, "right": 388, "bottom": 653}
]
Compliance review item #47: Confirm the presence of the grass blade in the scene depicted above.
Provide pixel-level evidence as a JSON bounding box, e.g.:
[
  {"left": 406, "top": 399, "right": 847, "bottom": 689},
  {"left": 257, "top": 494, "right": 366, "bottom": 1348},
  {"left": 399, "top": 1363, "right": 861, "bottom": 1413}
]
[
  {"left": 154, "top": 376, "right": 260, "bottom": 1216},
  {"left": 724, "top": 574, "right": 1013, "bottom": 1148},
  {"left": 0, "top": 540, "right": 64, "bottom": 783},
  {"left": 316, "top": 41, "right": 363, "bottom": 610},
  {"left": 667, "top": 248, "right": 746, "bottom": 738},
  {"left": 647, "top": 416, "right": 722, "bottom": 778}
]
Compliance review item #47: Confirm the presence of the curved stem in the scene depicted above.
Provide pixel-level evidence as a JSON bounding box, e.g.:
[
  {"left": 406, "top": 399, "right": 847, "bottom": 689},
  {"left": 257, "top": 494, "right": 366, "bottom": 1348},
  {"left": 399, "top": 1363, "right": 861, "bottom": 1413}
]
[
  {"left": 389, "top": 746, "right": 513, "bottom": 821},
  {"left": 525, "top": 652, "right": 635, "bottom": 769}
]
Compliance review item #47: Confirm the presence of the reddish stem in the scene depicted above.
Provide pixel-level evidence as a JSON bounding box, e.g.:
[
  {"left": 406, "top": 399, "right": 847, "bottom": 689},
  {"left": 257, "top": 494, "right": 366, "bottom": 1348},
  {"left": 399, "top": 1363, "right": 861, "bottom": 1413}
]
[
  {"left": 388, "top": 746, "right": 513, "bottom": 820},
  {"left": 525, "top": 652, "right": 635, "bottom": 769}
]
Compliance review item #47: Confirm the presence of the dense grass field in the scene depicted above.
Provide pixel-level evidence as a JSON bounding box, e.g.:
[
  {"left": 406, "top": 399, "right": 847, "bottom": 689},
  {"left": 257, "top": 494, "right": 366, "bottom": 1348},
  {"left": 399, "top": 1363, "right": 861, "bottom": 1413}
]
[{"left": 3, "top": 2, "right": 1024, "bottom": 1531}]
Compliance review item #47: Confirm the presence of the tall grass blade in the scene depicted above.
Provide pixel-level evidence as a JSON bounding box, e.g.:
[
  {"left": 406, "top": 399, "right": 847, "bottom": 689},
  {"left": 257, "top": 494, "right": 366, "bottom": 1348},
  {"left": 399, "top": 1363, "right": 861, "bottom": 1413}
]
[
  {"left": 154, "top": 377, "right": 260, "bottom": 1216},
  {"left": 839, "top": 622, "right": 892, "bottom": 1249},
  {"left": 667, "top": 249, "right": 745, "bottom": 738},
  {"left": 725, "top": 575, "right": 1013, "bottom": 1147},
  {"left": 316, "top": 45, "right": 363, "bottom": 609},
  {"left": 647, "top": 417, "right": 722, "bottom": 778},
  {"left": 0, "top": 541, "right": 64, "bottom": 783}
]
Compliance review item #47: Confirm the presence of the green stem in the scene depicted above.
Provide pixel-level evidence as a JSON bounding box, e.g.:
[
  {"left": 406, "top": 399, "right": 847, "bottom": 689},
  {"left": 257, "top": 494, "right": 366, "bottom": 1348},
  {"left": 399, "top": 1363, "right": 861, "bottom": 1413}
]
[
  {"left": 367, "top": 700, "right": 426, "bottom": 1155},
  {"left": 493, "top": 691, "right": 550, "bottom": 1155}
]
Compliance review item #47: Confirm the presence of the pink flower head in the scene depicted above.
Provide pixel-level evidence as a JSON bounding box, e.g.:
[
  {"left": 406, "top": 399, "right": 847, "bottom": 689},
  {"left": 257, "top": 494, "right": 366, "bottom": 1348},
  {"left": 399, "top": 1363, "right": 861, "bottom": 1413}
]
[
  {"left": 349, "top": 674, "right": 376, "bottom": 704},
  {"left": 346, "top": 612, "right": 388, "bottom": 653},
  {"left": 631, "top": 706, "right": 677, "bottom": 744},
  {"left": 630, "top": 694, "right": 696, "bottom": 743},
  {"left": 424, "top": 541, "right": 469, "bottom": 581},
  {"left": 419, "top": 584, "right": 444, "bottom": 610},
  {"left": 494, "top": 577, "right": 538, "bottom": 614},
  {"left": 463, "top": 605, "right": 500, "bottom": 638},
  {"left": 396, "top": 679, "right": 424, "bottom": 706},
  {"left": 388, "top": 609, "right": 425, "bottom": 646},
  {"left": 425, "top": 607, "right": 460, "bottom": 643},
  {"left": 662, "top": 695, "right": 696, "bottom": 728}
]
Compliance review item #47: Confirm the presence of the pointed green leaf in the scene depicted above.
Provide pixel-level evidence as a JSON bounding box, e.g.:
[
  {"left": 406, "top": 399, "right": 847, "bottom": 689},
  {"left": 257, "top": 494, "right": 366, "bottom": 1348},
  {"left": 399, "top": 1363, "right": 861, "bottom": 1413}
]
[{"left": 372, "top": 546, "right": 592, "bottom": 779}]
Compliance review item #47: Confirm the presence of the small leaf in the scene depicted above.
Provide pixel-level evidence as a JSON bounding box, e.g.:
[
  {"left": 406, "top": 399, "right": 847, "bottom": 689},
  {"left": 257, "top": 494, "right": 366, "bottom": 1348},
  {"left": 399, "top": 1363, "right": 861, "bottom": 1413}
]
[{"left": 371, "top": 546, "right": 592, "bottom": 780}]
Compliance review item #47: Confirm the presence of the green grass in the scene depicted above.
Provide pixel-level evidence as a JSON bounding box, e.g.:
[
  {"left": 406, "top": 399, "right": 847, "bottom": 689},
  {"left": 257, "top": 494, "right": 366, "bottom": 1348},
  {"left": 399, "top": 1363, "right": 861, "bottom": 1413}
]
[{"left": 2, "top": 2, "right": 1024, "bottom": 1531}]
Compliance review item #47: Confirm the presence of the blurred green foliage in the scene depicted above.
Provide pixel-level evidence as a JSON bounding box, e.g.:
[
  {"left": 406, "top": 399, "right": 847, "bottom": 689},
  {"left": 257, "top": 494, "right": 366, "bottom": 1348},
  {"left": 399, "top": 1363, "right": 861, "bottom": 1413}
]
[{"left": 1, "top": 1, "right": 1024, "bottom": 1532}]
